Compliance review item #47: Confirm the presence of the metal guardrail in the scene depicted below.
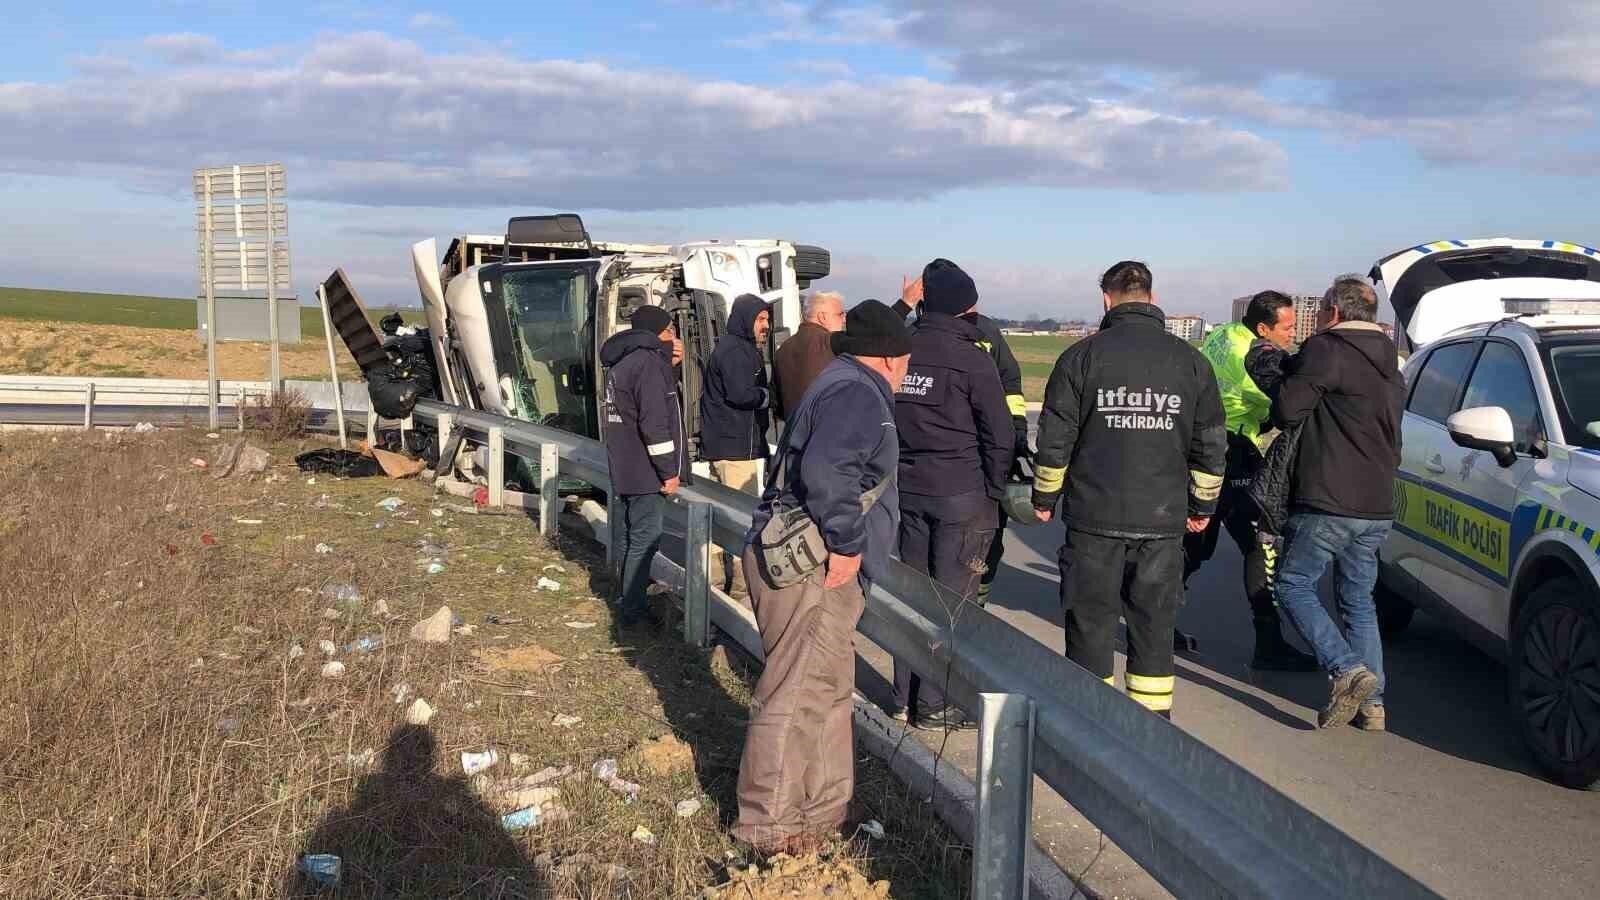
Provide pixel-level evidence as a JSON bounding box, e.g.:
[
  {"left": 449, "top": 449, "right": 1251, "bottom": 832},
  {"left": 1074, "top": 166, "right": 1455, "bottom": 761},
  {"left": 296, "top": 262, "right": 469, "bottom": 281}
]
[{"left": 410, "top": 399, "right": 1440, "bottom": 900}]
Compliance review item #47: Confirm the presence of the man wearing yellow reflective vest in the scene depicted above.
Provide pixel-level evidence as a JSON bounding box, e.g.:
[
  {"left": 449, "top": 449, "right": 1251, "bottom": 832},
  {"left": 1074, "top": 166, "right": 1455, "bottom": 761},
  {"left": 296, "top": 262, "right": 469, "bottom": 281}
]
[
  {"left": 1184, "top": 291, "right": 1319, "bottom": 671},
  {"left": 1032, "top": 262, "right": 1227, "bottom": 717}
]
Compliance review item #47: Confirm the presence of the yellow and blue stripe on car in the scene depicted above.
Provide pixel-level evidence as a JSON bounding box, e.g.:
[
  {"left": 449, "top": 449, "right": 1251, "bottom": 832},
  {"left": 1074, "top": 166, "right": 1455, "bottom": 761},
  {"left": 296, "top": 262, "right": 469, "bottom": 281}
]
[{"left": 1394, "top": 473, "right": 1600, "bottom": 586}]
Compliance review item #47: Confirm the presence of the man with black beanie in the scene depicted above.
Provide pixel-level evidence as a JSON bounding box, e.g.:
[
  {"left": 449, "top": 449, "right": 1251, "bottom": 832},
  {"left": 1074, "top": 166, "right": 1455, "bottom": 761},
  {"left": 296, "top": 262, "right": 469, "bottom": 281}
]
[
  {"left": 600, "top": 305, "right": 684, "bottom": 627},
  {"left": 734, "top": 300, "right": 911, "bottom": 854},
  {"left": 889, "top": 259, "right": 1014, "bottom": 729}
]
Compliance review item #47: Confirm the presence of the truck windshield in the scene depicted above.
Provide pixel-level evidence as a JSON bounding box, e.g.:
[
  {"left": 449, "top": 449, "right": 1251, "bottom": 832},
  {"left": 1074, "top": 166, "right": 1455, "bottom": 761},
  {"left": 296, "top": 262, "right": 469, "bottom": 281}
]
[
  {"left": 1546, "top": 340, "right": 1600, "bottom": 450},
  {"left": 499, "top": 264, "right": 595, "bottom": 437}
]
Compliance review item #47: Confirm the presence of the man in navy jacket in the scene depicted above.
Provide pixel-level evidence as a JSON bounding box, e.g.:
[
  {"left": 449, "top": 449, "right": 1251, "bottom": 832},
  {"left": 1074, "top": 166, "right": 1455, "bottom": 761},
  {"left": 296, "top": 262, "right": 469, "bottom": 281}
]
[
  {"left": 701, "top": 294, "right": 773, "bottom": 494},
  {"left": 601, "top": 305, "right": 684, "bottom": 626}
]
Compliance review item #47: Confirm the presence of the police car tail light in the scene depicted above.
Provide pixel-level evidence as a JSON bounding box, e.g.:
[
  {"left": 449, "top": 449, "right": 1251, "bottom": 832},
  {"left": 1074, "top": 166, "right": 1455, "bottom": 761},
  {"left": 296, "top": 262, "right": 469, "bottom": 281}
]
[{"left": 1503, "top": 298, "right": 1600, "bottom": 316}]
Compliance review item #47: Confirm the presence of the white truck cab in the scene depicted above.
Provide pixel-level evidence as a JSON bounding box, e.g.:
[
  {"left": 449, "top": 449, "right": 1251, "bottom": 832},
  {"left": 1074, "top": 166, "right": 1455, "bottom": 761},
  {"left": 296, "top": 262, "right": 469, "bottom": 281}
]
[
  {"left": 1372, "top": 238, "right": 1600, "bottom": 788},
  {"left": 410, "top": 214, "right": 829, "bottom": 458}
]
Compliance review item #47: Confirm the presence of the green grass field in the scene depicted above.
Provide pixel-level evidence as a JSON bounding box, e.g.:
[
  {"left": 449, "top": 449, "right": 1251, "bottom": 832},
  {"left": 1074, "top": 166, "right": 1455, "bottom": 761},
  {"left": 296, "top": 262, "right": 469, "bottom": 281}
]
[
  {"left": 0, "top": 286, "right": 424, "bottom": 339},
  {"left": 1004, "top": 333, "right": 1077, "bottom": 400}
]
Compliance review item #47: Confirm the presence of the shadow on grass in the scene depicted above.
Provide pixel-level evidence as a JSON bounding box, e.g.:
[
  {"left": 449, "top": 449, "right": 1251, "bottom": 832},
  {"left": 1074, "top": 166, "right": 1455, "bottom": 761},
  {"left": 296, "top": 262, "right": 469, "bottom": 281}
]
[{"left": 287, "top": 725, "right": 544, "bottom": 898}]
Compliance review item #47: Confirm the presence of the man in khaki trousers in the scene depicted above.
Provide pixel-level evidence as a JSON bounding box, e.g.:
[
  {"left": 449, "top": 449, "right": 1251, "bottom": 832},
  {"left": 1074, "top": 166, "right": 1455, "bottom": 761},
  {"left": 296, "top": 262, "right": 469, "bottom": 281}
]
[{"left": 733, "top": 300, "right": 911, "bottom": 853}]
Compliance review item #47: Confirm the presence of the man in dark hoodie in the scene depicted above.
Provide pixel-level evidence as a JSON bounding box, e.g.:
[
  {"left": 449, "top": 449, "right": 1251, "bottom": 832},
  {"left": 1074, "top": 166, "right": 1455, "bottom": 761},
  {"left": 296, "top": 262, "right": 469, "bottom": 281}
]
[
  {"left": 1270, "top": 275, "right": 1405, "bottom": 732},
  {"left": 600, "top": 306, "right": 685, "bottom": 627},
  {"left": 701, "top": 294, "right": 774, "bottom": 494},
  {"left": 890, "top": 259, "right": 1014, "bottom": 729}
]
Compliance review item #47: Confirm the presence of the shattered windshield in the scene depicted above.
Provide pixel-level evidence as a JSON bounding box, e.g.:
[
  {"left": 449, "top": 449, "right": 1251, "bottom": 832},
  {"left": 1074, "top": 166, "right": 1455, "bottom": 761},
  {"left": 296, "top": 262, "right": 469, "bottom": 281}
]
[
  {"left": 498, "top": 264, "right": 594, "bottom": 435},
  {"left": 1546, "top": 340, "right": 1600, "bottom": 451}
]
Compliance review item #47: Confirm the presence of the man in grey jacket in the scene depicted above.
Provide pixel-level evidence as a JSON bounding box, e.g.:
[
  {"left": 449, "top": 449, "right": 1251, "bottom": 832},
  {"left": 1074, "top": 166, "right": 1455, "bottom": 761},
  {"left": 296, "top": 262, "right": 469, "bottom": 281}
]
[{"left": 733, "top": 300, "right": 911, "bottom": 854}]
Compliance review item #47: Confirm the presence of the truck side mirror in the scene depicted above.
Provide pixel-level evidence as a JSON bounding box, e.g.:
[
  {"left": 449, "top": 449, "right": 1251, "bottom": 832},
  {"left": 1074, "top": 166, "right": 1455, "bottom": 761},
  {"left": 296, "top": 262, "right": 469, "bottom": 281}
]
[{"left": 1447, "top": 406, "right": 1517, "bottom": 468}]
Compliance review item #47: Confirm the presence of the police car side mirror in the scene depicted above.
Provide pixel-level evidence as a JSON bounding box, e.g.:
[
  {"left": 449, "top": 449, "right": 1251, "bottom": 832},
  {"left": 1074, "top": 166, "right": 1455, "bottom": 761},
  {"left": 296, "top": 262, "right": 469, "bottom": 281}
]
[{"left": 1447, "top": 406, "right": 1517, "bottom": 468}]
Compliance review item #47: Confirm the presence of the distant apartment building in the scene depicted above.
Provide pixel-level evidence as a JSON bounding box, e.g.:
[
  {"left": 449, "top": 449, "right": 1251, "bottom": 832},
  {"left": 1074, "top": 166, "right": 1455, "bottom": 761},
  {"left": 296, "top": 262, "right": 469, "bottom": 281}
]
[{"left": 1166, "top": 315, "right": 1206, "bottom": 342}]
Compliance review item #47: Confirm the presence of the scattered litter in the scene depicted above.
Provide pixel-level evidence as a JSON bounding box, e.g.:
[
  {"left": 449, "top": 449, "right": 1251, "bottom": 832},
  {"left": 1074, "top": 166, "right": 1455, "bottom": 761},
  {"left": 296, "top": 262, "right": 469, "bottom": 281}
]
[
  {"left": 628, "top": 734, "right": 696, "bottom": 777},
  {"left": 425, "top": 562, "right": 446, "bottom": 575},
  {"left": 318, "top": 640, "right": 337, "bottom": 656},
  {"left": 315, "top": 543, "right": 333, "bottom": 555},
  {"left": 551, "top": 713, "right": 581, "bottom": 729},
  {"left": 391, "top": 682, "right": 411, "bottom": 704},
  {"left": 346, "top": 748, "right": 377, "bottom": 769},
  {"left": 319, "top": 583, "right": 363, "bottom": 603},
  {"left": 475, "top": 644, "right": 562, "bottom": 674},
  {"left": 410, "top": 606, "right": 454, "bottom": 643},
  {"left": 675, "top": 798, "right": 703, "bottom": 819},
  {"left": 164, "top": 502, "right": 178, "bottom": 513},
  {"left": 374, "top": 522, "right": 384, "bottom": 530},
  {"left": 473, "top": 485, "right": 490, "bottom": 508},
  {"left": 200, "top": 533, "right": 217, "bottom": 547},
  {"left": 543, "top": 564, "right": 567, "bottom": 575},
  {"left": 536, "top": 576, "right": 562, "bottom": 592},
  {"left": 217, "top": 718, "right": 241, "bottom": 736},
  {"left": 593, "top": 759, "right": 619, "bottom": 781},
  {"left": 483, "top": 614, "right": 524, "bottom": 626},
  {"left": 190, "top": 458, "right": 208, "bottom": 469},
  {"left": 321, "top": 608, "right": 342, "bottom": 621},
  {"left": 430, "top": 508, "right": 445, "bottom": 518},
  {"left": 206, "top": 432, "right": 221, "bottom": 439},
  {"left": 501, "top": 804, "right": 570, "bottom": 831},
  {"left": 296, "top": 448, "right": 382, "bottom": 478},
  {"left": 306, "top": 478, "right": 315, "bottom": 485},
  {"left": 287, "top": 643, "right": 304, "bottom": 660},
  {"left": 592, "top": 759, "right": 641, "bottom": 800},
  {"left": 373, "top": 598, "right": 391, "bottom": 617},
  {"left": 462, "top": 749, "right": 500, "bottom": 775},
  {"left": 376, "top": 497, "right": 405, "bottom": 512},
  {"left": 297, "top": 854, "right": 341, "bottom": 889},
  {"left": 463, "top": 700, "right": 481, "bottom": 711},
  {"left": 132, "top": 422, "right": 157, "bottom": 433},
  {"left": 213, "top": 439, "right": 271, "bottom": 478},
  {"left": 859, "top": 819, "right": 886, "bottom": 840},
  {"left": 495, "top": 565, "right": 508, "bottom": 575},
  {"left": 320, "top": 661, "right": 346, "bottom": 678},
  {"left": 405, "top": 698, "right": 435, "bottom": 726},
  {"left": 565, "top": 621, "right": 596, "bottom": 630},
  {"left": 502, "top": 785, "right": 561, "bottom": 811},
  {"left": 233, "top": 518, "right": 263, "bottom": 525},
  {"left": 345, "top": 635, "right": 384, "bottom": 653},
  {"left": 453, "top": 624, "right": 477, "bottom": 637},
  {"left": 373, "top": 447, "right": 427, "bottom": 479},
  {"left": 631, "top": 825, "right": 657, "bottom": 846}
]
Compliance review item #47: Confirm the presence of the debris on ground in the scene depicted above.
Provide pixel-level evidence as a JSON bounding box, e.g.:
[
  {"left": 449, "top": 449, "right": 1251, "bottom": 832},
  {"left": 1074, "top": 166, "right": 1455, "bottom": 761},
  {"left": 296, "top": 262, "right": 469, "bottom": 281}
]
[
  {"left": 287, "top": 643, "right": 304, "bottom": 660},
  {"left": 297, "top": 853, "right": 342, "bottom": 889},
  {"left": 859, "top": 819, "right": 886, "bottom": 840},
  {"left": 425, "top": 561, "right": 445, "bottom": 575},
  {"left": 409, "top": 605, "right": 454, "bottom": 643},
  {"left": 484, "top": 613, "right": 523, "bottom": 625},
  {"left": 551, "top": 713, "right": 581, "bottom": 729},
  {"left": 453, "top": 624, "right": 477, "bottom": 637},
  {"left": 212, "top": 439, "right": 271, "bottom": 478},
  {"left": 405, "top": 698, "right": 435, "bottom": 726},
  {"left": 233, "top": 517, "right": 263, "bottom": 525},
  {"left": 476, "top": 643, "right": 562, "bottom": 674},
  {"left": 390, "top": 682, "right": 411, "bottom": 704},
  {"left": 314, "top": 542, "right": 333, "bottom": 555},
  {"left": 629, "top": 733, "right": 696, "bottom": 777},
  {"left": 495, "top": 564, "right": 508, "bottom": 575},
  {"left": 501, "top": 804, "right": 570, "bottom": 832},
  {"left": 536, "top": 576, "right": 562, "bottom": 592},
  {"left": 189, "top": 457, "right": 208, "bottom": 469},
  {"left": 462, "top": 749, "right": 499, "bottom": 775},
  {"left": 675, "top": 798, "right": 703, "bottom": 819},
  {"left": 706, "top": 854, "right": 891, "bottom": 900},
  {"left": 132, "top": 422, "right": 157, "bottom": 433},
  {"left": 543, "top": 564, "right": 567, "bottom": 575},
  {"left": 295, "top": 448, "right": 382, "bottom": 478},
  {"left": 631, "top": 824, "right": 657, "bottom": 846},
  {"left": 320, "top": 661, "right": 345, "bottom": 678},
  {"left": 375, "top": 497, "right": 405, "bottom": 512},
  {"left": 373, "top": 447, "right": 427, "bottom": 479},
  {"left": 592, "top": 759, "right": 641, "bottom": 800},
  {"left": 318, "top": 640, "right": 337, "bottom": 656},
  {"left": 345, "top": 635, "right": 384, "bottom": 653},
  {"left": 565, "top": 621, "right": 596, "bottom": 630}
]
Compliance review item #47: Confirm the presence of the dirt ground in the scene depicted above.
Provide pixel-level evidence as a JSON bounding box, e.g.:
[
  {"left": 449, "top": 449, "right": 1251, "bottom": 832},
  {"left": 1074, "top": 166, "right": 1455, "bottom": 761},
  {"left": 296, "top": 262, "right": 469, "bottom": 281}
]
[
  {"left": 0, "top": 319, "right": 361, "bottom": 381},
  {"left": 0, "top": 428, "right": 971, "bottom": 898}
]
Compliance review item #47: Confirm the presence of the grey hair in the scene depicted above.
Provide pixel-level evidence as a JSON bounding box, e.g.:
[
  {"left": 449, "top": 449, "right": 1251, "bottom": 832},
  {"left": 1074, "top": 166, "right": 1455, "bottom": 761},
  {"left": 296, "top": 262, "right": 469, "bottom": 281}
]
[
  {"left": 1324, "top": 274, "right": 1377, "bottom": 323},
  {"left": 803, "top": 290, "right": 844, "bottom": 319}
]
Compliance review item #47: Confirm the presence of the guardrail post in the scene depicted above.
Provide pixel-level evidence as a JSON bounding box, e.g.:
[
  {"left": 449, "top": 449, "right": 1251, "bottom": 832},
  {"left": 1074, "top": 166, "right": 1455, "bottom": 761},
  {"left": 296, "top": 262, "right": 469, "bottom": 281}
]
[
  {"left": 683, "top": 501, "right": 712, "bottom": 648},
  {"left": 236, "top": 386, "right": 246, "bottom": 433},
  {"left": 82, "top": 382, "right": 94, "bottom": 430},
  {"left": 539, "top": 443, "right": 560, "bottom": 537},
  {"left": 487, "top": 426, "right": 505, "bottom": 509},
  {"left": 973, "top": 692, "right": 1036, "bottom": 900}
]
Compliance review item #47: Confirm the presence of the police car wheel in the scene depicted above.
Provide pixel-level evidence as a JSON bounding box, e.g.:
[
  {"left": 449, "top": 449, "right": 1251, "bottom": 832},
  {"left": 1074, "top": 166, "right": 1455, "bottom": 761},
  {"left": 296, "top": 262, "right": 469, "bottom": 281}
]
[
  {"left": 1374, "top": 581, "right": 1415, "bottom": 637},
  {"left": 1509, "top": 577, "right": 1600, "bottom": 791}
]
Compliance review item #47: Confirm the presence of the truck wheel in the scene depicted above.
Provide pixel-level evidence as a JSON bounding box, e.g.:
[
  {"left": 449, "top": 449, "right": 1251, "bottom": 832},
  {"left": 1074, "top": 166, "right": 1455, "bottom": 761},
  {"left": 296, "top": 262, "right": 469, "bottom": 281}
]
[
  {"left": 1375, "top": 581, "right": 1415, "bottom": 637},
  {"left": 1509, "top": 577, "right": 1600, "bottom": 790},
  {"left": 793, "top": 245, "right": 831, "bottom": 284}
]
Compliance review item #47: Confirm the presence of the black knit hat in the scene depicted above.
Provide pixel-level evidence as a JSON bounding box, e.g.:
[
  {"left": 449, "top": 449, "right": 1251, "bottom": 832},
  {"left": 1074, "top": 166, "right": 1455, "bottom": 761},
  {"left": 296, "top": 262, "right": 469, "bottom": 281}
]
[
  {"left": 830, "top": 299, "right": 912, "bottom": 358},
  {"left": 921, "top": 258, "right": 978, "bottom": 316},
  {"left": 629, "top": 305, "right": 672, "bottom": 334}
]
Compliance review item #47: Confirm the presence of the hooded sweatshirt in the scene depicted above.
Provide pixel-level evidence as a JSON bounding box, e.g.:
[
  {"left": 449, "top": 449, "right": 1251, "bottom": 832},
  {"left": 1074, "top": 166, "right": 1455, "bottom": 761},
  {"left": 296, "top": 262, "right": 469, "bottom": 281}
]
[
  {"left": 601, "top": 327, "right": 684, "bottom": 496},
  {"left": 1272, "top": 321, "right": 1405, "bottom": 519},
  {"left": 700, "top": 295, "right": 772, "bottom": 461}
]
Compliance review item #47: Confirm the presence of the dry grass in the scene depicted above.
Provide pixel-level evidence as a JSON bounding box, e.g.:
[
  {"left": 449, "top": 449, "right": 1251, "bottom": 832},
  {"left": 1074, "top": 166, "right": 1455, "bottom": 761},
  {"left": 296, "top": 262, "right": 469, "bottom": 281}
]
[
  {"left": 0, "top": 430, "right": 971, "bottom": 898},
  {"left": 249, "top": 390, "right": 313, "bottom": 441},
  {"left": 0, "top": 319, "right": 363, "bottom": 381}
]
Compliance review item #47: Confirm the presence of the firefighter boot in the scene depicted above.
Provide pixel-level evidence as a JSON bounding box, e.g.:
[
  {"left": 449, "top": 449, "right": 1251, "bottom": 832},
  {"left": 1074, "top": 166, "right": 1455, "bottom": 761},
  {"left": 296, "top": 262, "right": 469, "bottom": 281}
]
[{"left": 1250, "top": 614, "right": 1319, "bottom": 672}]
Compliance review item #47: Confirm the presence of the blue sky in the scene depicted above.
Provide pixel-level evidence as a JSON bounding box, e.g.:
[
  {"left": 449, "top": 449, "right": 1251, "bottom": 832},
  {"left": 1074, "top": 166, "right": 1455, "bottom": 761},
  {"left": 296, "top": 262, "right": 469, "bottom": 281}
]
[{"left": 1, "top": 1, "right": 1597, "bottom": 321}]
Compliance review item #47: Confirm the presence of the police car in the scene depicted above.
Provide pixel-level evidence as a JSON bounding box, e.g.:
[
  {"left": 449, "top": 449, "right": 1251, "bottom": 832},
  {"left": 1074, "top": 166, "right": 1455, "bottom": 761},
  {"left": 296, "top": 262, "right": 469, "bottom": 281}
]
[{"left": 1372, "top": 238, "right": 1600, "bottom": 789}]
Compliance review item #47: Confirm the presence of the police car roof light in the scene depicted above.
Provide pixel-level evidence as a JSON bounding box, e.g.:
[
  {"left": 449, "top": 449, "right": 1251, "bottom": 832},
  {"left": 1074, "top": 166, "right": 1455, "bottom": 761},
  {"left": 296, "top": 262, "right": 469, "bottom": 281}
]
[{"left": 1503, "top": 298, "right": 1600, "bottom": 316}]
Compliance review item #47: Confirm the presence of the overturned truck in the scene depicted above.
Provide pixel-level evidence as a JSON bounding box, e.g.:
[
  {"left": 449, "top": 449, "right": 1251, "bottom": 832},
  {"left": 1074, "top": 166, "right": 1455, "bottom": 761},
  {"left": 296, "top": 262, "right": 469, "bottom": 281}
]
[{"left": 328, "top": 213, "right": 830, "bottom": 480}]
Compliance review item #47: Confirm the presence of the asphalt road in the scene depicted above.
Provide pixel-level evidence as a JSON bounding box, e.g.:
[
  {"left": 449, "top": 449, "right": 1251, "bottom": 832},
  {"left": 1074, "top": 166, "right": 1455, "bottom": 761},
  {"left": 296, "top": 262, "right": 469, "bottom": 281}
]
[{"left": 849, "top": 416, "right": 1599, "bottom": 899}]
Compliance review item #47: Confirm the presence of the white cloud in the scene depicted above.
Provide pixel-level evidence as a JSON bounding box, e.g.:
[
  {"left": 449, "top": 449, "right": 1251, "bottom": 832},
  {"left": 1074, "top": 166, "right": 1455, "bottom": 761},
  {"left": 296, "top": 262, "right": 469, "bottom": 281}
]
[
  {"left": 0, "top": 31, "right": 1284, "bottom": 211},
  {"left": 786, "top": 59, "right": 855, "bottom": 78},
  {"left": 143, "top": 32, "right": 223, "bottom": 64}
]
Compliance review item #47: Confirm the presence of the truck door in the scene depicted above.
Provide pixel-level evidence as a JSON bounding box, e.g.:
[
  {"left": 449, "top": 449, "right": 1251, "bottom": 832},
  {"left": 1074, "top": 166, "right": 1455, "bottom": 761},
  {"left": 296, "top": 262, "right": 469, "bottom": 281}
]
[{"left": 488, "top": 260, "right": 601, "bottom": 439}]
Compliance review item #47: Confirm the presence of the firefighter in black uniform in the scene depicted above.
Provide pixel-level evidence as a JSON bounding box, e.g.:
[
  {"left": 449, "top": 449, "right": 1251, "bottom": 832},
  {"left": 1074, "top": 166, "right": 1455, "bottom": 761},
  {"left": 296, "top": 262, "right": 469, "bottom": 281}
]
[
  {"left": 1032, "top": 262, "right": 1226, "bottom": 717},
  {"left": 892, "top": 259, "right": 1015, "bottom": 729},
  {"left": 895, "top": 264, "right": 1031, "bottom": 602}
]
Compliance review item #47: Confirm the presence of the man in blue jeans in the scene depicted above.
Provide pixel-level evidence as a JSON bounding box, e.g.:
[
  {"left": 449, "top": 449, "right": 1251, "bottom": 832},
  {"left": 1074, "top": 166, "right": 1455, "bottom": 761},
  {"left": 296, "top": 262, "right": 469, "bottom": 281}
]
[{"left": 1271, "top": 276, "right": 1406, "bottom": 730}]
